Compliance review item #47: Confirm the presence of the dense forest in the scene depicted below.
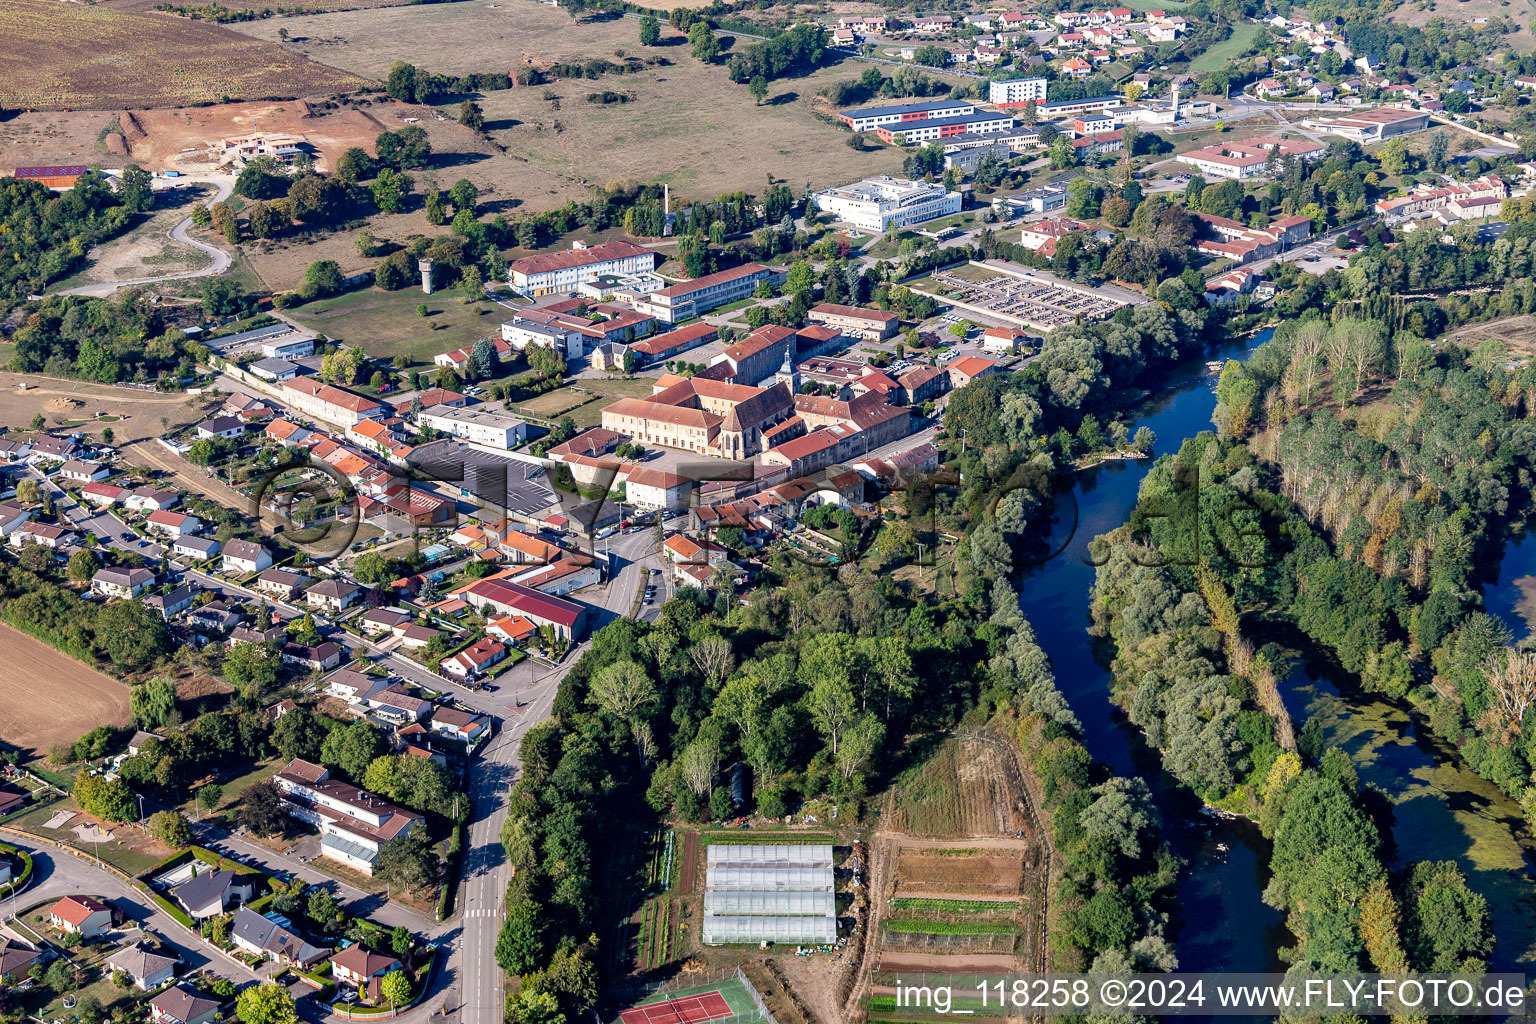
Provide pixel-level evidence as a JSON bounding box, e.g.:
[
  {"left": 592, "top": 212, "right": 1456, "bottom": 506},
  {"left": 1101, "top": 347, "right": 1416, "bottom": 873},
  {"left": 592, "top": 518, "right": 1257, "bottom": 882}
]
[{"left": 0, "top": 173, "right": 135, "bottom": 306}]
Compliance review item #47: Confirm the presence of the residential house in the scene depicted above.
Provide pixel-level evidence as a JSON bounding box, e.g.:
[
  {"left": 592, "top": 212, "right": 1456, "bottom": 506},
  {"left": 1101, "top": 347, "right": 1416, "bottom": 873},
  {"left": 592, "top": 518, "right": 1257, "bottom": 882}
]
[
  {"left": 27, "top": 436, "right": 79, "bottom": 463},
  {"left": 59, "top": 459, "right": 110, "bottom": 484},
  {"left": 221, "top": 539, "right": 273, "bottom": 575},
  {"left": 360, "top": 608, "right": 414, "bottom": 636},
  {"left": 280, "top": 642, "right": 343, "bottom": 672},
  {"left": 186, "top": 601, "right": 245, "bottom": 634},
  {"left": 50, "top": 895, "right": 113, "bottom": 937},
  {"left": 171, "top": 869, "right": 253, "bottom": 920},
  {"left": 306, "top": 578, "right": 363, "bottom": 612},
  {"left": 124, "top": 489, "right": 180, "bottom": 513},
  {"left": 230, "top": 907, "right": 329, "bottom": 967},
  {"left": 429, "top": 706, "right": 492, "bottom": 745},
  {"left": 0, "top": 938, "right": 41, "bottom": 982},
  {"left": 93, "top": 566, "right": 155, "bottom": 599},
  {"left": 947, "top": 356, "right": 1000, "bottom": 387},
  {"left": 255, "top": 567, "right": 309, "bottom": 600},
  {"left": 10, "top": 522, "right": 78, "bottom": 549},
  {"left": 194, "top": 417, "right": 245, "bottom": 440},
  {"left": 487, "top": 615, "right": 537, "bottom": 647},
  {"left": 0, "top": 503, "right": 32, "bottom": 539},
  {"left": 143, "top": 584, "right": 198, "bottom": 621},
  {"left": 366, "top": 685, "right": 433, "bottom": 722},
  {"left": 272, "top": 759, "right": 422, "bottom": 874},
  {"left": 81, "top": 482, "right": 126, "bottom": 507},
  {"left": 899, "top": 366, "right": 950, "bottom": 406},
  {"left": 442, "top": 637, "right": 508, "bottom": 680},
  {"left": 146, "top": 510, "right": 202, "bottom": 538},
  {"left": 172, "top": 535, "right": 221, "bottom": 562},
  {"left": 128, "top": 730, "right": 163, "bottom": 756},
  {"left": 149, "top": 986, "right": 221, "bottom": 1024},
  {"left": 330, "top": 946, "right": 401, "bottom": 1001},
  {"left": 981, "top": 326, "right": 1029, "bottom": 354},
  {"left": 107, "top": 945, "right": 179, "bottom": 990}
]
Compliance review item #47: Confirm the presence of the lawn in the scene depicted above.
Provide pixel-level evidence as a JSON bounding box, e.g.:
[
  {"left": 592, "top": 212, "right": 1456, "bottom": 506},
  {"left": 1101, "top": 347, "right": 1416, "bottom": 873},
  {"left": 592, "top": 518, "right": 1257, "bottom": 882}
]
[
  {"left": 1187, "top": 22, "right": 1262, "bottom": 73},
  {"left": 282, "top": 286, "right": 505, "bottom": 368},
  {"left": 7, "top": 799, "right": 173, "bottom": 877},
  {"left": 507, "top": 377, "right": 660, "bottom": 429},
  {"left": 177, "top": 758, "right": 280, "bottom": 819}
]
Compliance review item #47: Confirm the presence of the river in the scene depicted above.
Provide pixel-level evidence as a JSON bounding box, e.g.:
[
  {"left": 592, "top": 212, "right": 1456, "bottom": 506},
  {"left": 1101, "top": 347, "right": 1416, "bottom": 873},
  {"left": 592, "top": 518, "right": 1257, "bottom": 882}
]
[
  {"left": 1015, "top": 327, "right": 1288, "bottom": 975},
  {"left": 1013, "top": 324, "right": 1536, "bottom": 976}
]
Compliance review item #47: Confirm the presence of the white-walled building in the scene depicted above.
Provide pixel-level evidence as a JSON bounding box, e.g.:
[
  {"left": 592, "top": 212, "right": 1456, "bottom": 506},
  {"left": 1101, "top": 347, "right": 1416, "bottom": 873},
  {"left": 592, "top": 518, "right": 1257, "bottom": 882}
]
[
  {"left": 811, "top": 176, "right": 962, "bottom": 233},
  {"left": 509, "top": 241, "right": 659, "bottom": 297},
  {"left": 989, "top": 77, "right": 1049, "bottom": 106},
  {"left": 417, "top": 405, "right": 529, "bottom": 451},
  {"left": 273, "top": 759, "right": 421, "bottom": 875}
]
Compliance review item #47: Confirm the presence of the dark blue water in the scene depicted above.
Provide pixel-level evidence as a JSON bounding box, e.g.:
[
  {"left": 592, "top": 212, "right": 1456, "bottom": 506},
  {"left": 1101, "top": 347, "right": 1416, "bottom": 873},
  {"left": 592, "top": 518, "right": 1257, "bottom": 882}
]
[
  {"left": 1014, "top": 328, "right": 1291, "bottom": 974},
  {"left": 1484, "top": 526, "right": 1536, "bottom": 642}
]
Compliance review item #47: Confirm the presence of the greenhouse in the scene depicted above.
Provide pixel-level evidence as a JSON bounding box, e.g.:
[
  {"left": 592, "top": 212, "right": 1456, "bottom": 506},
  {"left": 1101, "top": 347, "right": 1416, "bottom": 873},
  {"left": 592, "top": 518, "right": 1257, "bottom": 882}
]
[{"left": 701, "top": 844, "right": 837, "bottom": 945}]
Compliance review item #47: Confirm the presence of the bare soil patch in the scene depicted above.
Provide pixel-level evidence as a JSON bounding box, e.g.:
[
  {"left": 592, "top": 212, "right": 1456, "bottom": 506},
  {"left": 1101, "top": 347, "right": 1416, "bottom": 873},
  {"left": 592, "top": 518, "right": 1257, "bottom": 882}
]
[
  {"left": 892, "top": 848, "right": 1026, "bottom": 897},
  {"left": 680, "top": 830, "right": 700, "bottom": 892},
  {"left": 889, "top": 734, "right": 1034, "bottom": 836},
  {"left": 1443, "top": 313, "right": 1536, "bottom": 359},
  {"left": 0, "top": 371, "right": 206, "bottom": 442},
  {"left": 0, "top": 0, "right": 369, "bottom": 111},
  {"left": 0, "top": 111, "right": 120, "bottom": 176},
  {"left": 0, "top": 623, "right": 131, "bottom": 760},
  {"left": 874, "top": 951, "right": 1023, "bottom": 973},
  {"left": 125, "top": 99, "right": 393, "bottom": 175}
]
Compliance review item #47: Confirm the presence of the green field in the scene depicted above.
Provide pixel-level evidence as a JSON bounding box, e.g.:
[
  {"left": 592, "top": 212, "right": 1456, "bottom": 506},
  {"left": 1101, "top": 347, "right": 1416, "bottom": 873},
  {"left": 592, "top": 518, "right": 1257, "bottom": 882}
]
[
  {"left": 507, "top": 377, "right": 660, "bottom": 429},
  {"left": 1187, "top": 22, "right": 1262, "bottom": 73},
  {"left": 283, "top": 286, "right": 505, "bottom": 367}
]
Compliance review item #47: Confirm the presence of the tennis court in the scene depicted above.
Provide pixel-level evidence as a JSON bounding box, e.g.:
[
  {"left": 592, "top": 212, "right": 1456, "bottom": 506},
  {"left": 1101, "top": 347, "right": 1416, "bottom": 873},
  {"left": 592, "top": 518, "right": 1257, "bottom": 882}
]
[
  {"left": 617, "top": 973, "right": 768, "bottom": 1024},
  {"left": 619, "top": 991, "right": 732, "bottom": 1024}
]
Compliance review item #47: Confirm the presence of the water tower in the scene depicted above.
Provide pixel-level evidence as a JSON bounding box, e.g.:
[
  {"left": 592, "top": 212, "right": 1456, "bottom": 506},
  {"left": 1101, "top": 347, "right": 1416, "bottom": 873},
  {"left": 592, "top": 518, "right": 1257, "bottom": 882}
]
[{"left": 418, "top": 259, "right": 434, "bottom": 295}]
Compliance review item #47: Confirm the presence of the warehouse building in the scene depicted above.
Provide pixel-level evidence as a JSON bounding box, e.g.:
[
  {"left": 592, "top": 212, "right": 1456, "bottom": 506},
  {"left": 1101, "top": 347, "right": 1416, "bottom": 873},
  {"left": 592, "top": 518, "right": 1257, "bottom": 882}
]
[
  {"left": 811, "top": 176, "right": 961, "bottom": 233},
  {"left": 509, "top": 240, "right": 659, "bottom": 297},
  {"left": 13, "top": 165, "right": 85, "bottom": 189},
  {"left": 989, "top": 77, "right": 1049, "bottom": 106},
  {"left": 836, "top": 99, "right": 977, "bottom": 133},
  {"left": 702, "top": 844, "right": 836, "bottom": 945},
  {"left": 1301, "top": 107, "right": 1431, "bottom": 142}
]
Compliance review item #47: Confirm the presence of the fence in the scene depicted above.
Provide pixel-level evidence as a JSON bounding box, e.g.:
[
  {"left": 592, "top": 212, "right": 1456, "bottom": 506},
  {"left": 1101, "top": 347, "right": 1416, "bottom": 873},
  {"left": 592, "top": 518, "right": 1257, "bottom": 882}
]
[{"left": 610, "top": 966, "right": 780, "bottom": 1024}]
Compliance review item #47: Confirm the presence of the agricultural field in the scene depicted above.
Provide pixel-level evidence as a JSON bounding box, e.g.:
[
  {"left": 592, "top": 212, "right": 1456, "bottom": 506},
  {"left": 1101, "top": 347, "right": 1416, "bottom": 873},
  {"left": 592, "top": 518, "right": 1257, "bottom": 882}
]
[
  {"left": 0, "top": 0, "right": 369, "bottom": 110},
  {"left": 233, "top": 2, "right": 904, "bottom": 200},
  {"left": 1185, "top": 21, "right": 1262, "bottom": 73},
  {"left": 0, "top": 625, "right": 131, "bottom": 761},
  {"left": 889, "top": 733, "right": 1034, "bottom": 836},
  {"left": 0, "top": 111, "right": 121, "bottom": 178}
]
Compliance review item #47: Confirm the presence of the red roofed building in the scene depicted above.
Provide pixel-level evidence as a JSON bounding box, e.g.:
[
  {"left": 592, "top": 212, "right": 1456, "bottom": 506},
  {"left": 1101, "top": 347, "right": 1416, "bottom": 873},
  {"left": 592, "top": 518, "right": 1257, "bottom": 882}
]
[
  {"left": 807, "top": 303, "right": 901, "bottom": 340},
  {"left": 627, "top": 321, "right": 719, "bottom": 366},
  {"left": 442, "top": 636, "right": 508, "bottom": 679},
  {"left": 461, "top": 579, "right": 588, "bottom": 639},
  {"left": 50, "top": 896, "right": 112, "bottom": 937},
  {"left": 948, "top": 355, "right": 1000, "bottom": 387}
]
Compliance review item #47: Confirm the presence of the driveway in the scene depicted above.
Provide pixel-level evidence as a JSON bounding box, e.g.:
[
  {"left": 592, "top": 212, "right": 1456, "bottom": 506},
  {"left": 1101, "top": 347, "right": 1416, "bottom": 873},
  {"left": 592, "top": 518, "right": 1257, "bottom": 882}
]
[{"left": 56, "top": 175, "right": 236, "bottom": 298}]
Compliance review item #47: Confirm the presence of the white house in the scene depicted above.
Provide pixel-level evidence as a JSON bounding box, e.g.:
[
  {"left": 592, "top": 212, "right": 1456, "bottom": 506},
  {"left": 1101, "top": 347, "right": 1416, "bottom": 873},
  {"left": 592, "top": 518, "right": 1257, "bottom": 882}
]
[
  {"left": 146, "top": 510, "right": 202, "bottom": 538},
  {"left": 93, "top": 566, "right": 156, "bottom": 599},
  {"left": 221, "top": 539, "right": 273, "bottom": 575}
]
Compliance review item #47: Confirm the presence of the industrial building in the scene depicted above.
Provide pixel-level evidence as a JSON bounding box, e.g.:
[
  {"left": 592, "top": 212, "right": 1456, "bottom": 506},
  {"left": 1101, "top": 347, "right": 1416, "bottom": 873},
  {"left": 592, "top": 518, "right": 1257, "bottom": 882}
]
[
  {"left": 13, "top": 165, "right": 85, "bottom": 189},
  {"left": 1301, "top": 107, "right": 1431, "bottom": 142},
  {"left": 989, "top": 77, "right": 1049, "bottom": 106},
  {"left": 836, "top": 99, "right": 977, "bottom": 133},
  {"left": 811, "top": 176, "right": 961, "bottom": 233},
  {"left": 702, "top": 844, "right": 836, "bottom": 945},
  {"left": 509, "top": 240, "right": 659, "bottom": 297}
]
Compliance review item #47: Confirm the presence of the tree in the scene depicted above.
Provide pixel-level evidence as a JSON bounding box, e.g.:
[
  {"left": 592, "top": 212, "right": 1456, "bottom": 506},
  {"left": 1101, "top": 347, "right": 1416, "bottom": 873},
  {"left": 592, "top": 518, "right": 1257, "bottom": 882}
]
[
  {"left": 130, "top": 676, "right": 176, "bottom": 728},
  {"left": 197, "top": 783, "right": 223, "bottom": 815},
  {"left": 118, "top": 164, "right": 153, "bottom": 213},
  {"left": 321, "top": 721, "right": 386, "bottom": 780},
  {"left": 337, "top": 147, "right": 374, "bottom": 183},
  {"left": 749, "top": 76, "right": 768, "bottom": 105},
  {"left": 96, "top": 599, "right": 170, "bottom": 672},
  {"left": 449, "top": 178, "right": 479, "bottom": 214},
  {"left": 303, "top": 259, "right": 345, "bottom": 299},
  {"left": 307, "top": 888, "right": 341, "bottom": 928},
  {"left": 374, "top": 830, "right": 438, "bottom": 895},
  {"left": 240, "top": 780, "right": 288, "bottom": 837},
  {"left": 148, "top": 810, "right": 193, "bottom": 848},
  {"left": 371, "top": 168, "right": 414, "bottom": 214},
  {"left": 458, "top": 99, "right": 484, "bottom": 131},
  {"left": 639, "top": 14, "right": 660, "bottom": 45},
  {"left": 689, "top": 22, "right": 719, "bottom": 62},
  {"left": 223, "top": 641, "right": 280, "bottom": 696},
  {"left": 496, "top": 899, "right": 544, "bottom": 973},
  {"left": 380, "top": 971, "right": 411, "bottom": 1008},
  {"left": 68, "top": 547, "right": 101, "bottom": 584},
  {"left": 236, "top": 982, "right": 298, "bottom": 1024}
]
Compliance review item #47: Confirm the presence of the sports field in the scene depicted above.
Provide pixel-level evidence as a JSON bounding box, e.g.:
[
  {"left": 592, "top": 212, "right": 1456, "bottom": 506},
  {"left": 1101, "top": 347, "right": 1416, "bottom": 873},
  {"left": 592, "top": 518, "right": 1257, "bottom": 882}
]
[{"left": 621, "top": 976, "right": 760, "bottom": 1024}]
